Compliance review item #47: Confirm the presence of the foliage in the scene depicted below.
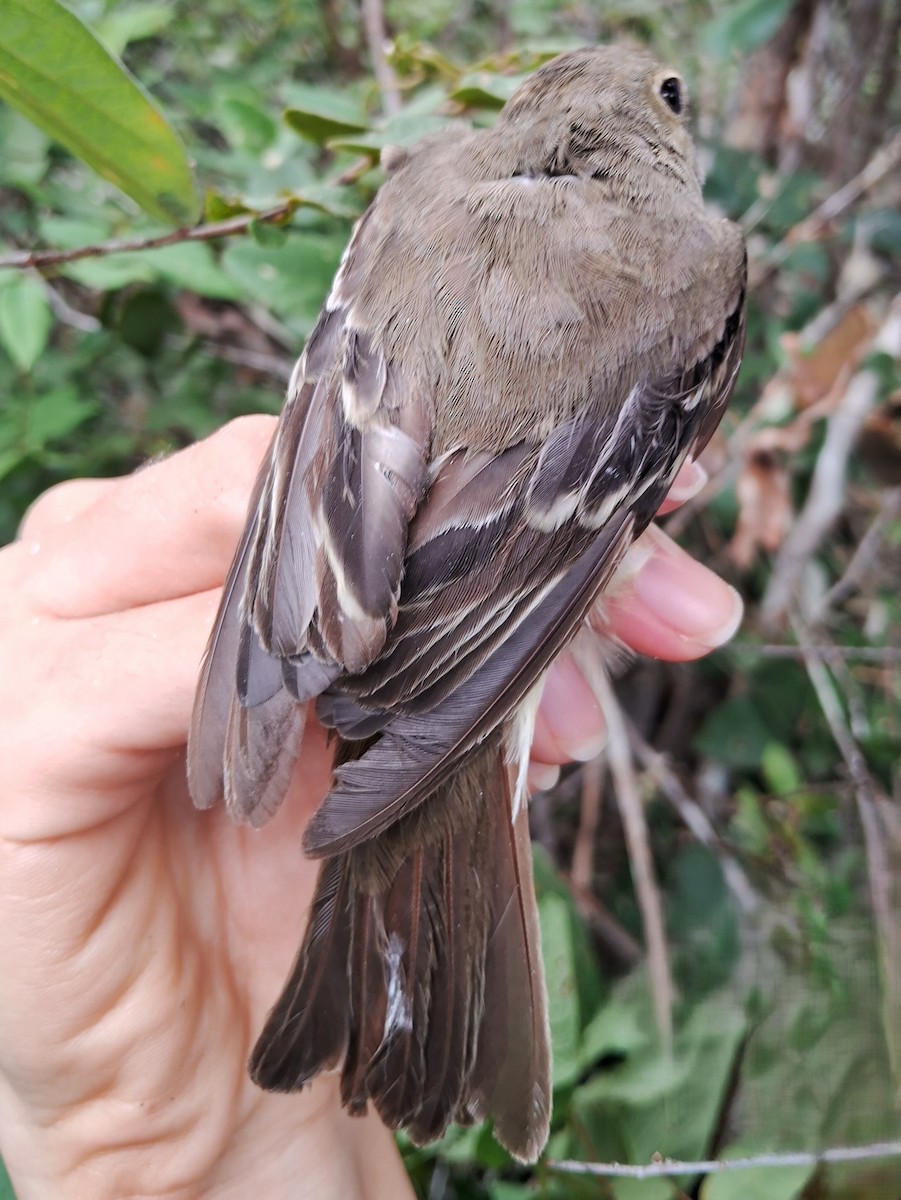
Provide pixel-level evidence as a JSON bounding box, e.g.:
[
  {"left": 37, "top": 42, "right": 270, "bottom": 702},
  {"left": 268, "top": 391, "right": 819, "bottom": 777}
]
[{"left": 1, "top": 0, "right": 900, "bottom": 1197}]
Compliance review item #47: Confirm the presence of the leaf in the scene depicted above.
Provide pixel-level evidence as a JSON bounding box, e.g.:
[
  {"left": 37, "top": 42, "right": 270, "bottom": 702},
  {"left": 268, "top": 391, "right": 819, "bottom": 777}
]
[
  {"left": 283, "top": 82, "right": 368, "bottom": 144},
  {"left": 62, "top": 242, "right": 239, "bottom": 299},
  {"left": 539, "top": 891, "right": 582, "bottom": 1090},
  {"left": 0, "top": 0, "right": 199, "bottom": 225},
  {"left": 0, "top": 1157, "right": 14, "bottom": 1200},
  {"left": 0, "top": 386, "right": 98, "bottom": 481},
  {"left": 761, "top": 743, "right": 802, "bottom": 796},
  {"left": 221, "top": 230, "right": 347, "bottom": 333},
  {"left": 612, "top": 1178, "right": 676, "bottom": 1200},
  {"left": 702, "top": 0, "right": 794, "bottom": 55},
  {"left": 701, "top": 1148, "right": 811, "bottom": 1200},
  {"left": 328, "top": 113, "right": 453, "bottom": 156},
  {"left": 451, "top": 70, "right": 526, "bottom": 110},
  {"left": 693, "top": 697, "right": 773, "bottom": 771},
  {"left": 0, "top": 274, "right": 53, "bottom": 372},
  {"left": 94, "top": 2, "right": 174, "bottom": 56}
]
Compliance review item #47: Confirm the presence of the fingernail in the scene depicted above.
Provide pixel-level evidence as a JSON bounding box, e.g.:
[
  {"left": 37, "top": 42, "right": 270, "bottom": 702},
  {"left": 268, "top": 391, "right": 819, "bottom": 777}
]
[
  {"left": 528, "top": 762, "right": 561, "bottom": 792},
  {"left": 633, "top": 526, "right": 743, "bottom": 648},
  {"left": 666, "top": 458, "right": 708, "bottom": 504}
]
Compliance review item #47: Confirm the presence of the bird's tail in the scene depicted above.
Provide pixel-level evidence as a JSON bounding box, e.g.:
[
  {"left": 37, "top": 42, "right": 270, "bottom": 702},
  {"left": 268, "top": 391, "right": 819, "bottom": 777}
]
[{"left": 249, "top": 740, "right": 551, "bottom": 1163}]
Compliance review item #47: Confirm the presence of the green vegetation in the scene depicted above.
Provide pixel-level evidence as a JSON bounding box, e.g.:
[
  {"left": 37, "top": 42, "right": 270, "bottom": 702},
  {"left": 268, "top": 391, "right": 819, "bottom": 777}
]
[{"left": 1, "top": 1, "right": 899, "bottom": 1196}]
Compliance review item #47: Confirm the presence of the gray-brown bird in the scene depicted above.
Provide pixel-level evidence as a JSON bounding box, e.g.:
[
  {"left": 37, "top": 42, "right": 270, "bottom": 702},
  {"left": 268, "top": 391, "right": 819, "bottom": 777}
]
[{"left": 188, "top": 43, "right": 746, "bottom": 1163}]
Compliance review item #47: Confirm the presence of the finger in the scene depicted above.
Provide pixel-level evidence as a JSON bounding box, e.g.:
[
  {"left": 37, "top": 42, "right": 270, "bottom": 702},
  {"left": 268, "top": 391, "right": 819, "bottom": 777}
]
[
  {"left": 531, "top": 651, "right": 607, "bottom": 766},
  {"left": 22, "top": 415, "right": 277, "bottom": 620},
  {"left": 17, "top": 478, "right": 118, "bottom": 542},
  {"left": 0, "top": 588, "right": 221, "bottom": 840},
  {"left": 657, "top": 457, "right": 708, "bottom": 515},
  {"left": 600, "top": 522, "right": 743, "bottom": 662}
]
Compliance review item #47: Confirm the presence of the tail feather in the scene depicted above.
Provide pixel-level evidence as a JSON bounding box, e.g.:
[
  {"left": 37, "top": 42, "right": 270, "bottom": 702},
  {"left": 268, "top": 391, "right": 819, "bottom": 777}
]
[
  {"left": 249, "top": 854, "right": 351, "bottom": 1088},
  {"left": 250, "top": 738, "right": 551, "bottom": 1163}
]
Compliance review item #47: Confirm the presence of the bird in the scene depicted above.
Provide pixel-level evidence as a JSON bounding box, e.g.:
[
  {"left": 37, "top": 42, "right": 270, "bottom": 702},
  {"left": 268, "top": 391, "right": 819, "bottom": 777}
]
[{"left": 187, "top": 42, "right": 746, "bottom": 1164}]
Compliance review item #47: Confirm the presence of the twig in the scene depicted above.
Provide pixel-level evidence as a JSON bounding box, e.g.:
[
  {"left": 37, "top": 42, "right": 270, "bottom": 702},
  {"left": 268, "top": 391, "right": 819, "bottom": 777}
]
[
  {"left": 361, "top": 0, "right": 401, "bottom": 117},
  {"left": 0, "top": 201, "right": 299, "bottom": 272},
  {"left": 571, "top": 756, "right": 604, "bottom": 893},
  {"left": 627, "top": 723, "right": 760, "bottom": 916},
  {"left": 761, "top": 296, "right": 901, "bottom": 627},
  {"left": 753, "top": 131, "right": 901, "bottom": 286},
  {"left": 728, "top": 643, "right": 901, "bottom": 663},
  {"left": 197, "top": 341, "right": 294, "bottom": 381},
  {"left": 547, "top": 1139, "right": 901, "bottom": 1180},
  {"left": 40, "top": 276, "right": 102, "bottom": 333},
  {"left": 575, "top": 631, "right": 674, "bottom": 1051},
  {"left": 816, "top": 486, "right": 901, "bottom": 618},
  {"left": 791, "top": 611, "right": 901, "bottom": 1088}
]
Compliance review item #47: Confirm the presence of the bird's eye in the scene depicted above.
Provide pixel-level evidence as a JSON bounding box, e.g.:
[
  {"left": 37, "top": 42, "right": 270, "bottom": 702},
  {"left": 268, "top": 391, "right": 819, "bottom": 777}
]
[{"left": 659, "top": 76, "right": 683, "bottom": 115}]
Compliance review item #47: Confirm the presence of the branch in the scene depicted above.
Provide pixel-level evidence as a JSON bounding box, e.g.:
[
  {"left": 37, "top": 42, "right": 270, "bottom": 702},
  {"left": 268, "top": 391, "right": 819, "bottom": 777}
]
[
  {"left": 361, "top": 0, "right": 401, "bottom": 117},
  {"left": 627, "top": 722, "right": 760, "bottom": 916},
  {"left": 752, "top": 131, "right": 901, "bottom": 286},
  {"left": 547, "top": 1139, "right": 901, "bottom": 1180},
  {"left": 575, "top": 630, "right": 674, "bottom": 1050},
  {"left": 761, "top": 296, "right": 901, "bottom": 628},
  {"left": 791, "top": 611, "right": 901, "bottom": 1086},
  {"left": 0, "top": 201, "right": 299, "bottom": 272}
]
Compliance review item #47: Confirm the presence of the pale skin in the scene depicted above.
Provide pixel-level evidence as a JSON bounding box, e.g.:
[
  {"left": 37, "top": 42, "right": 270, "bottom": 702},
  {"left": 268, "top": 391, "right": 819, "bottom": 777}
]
[{"left": 0, "top": 416, "right": 742, "bottom": 1199}]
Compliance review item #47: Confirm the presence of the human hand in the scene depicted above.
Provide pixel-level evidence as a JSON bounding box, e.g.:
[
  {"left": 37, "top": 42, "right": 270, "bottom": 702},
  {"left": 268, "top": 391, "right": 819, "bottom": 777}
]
[{"left": 0, "top": 416, "right": 741, "bottom": 1199}]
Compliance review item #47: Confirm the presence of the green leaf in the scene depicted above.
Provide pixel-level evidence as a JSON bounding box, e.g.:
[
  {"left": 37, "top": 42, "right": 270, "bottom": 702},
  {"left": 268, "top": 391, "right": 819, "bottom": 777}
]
[
  {"left": 612, "top": 1178, "right": 675, "bottom": 1200},
  {"left": 283, "top": 82, "right": 368, "bottom": 144},
  {"left": 0, "top": 0, "right": 199, "bottom": 225},
  {"left": 693, "top": 697, "right": 773, "bottom": 770},
  {"left": 221, "top": 230, "right": 347, "bottom": 333},
  {"left": 62, "top": 242, "right": 239, "bottom": 299},
  {"left": 0, "top": 1156, "right": 15, "bottom": 1200},
  {"left": 451, "top": 70, "right": 526, "bottom": 110},
  {"left": 328, "top": 113, "right": 453, "bottom": 156},
  {"left": 0, "top": 274, "right": 53, "bottom": 372},
  {"left": 702, "top": 0, "right": 794, "bottom": 55},
  {"left": 0, "top": 386, "right": 98, "bottom": 481},
  {"left": 539, "top": 891, "right": 582, "bottom": 1089},
  {"left": 94, "top": 1, "right": 173, "bottom": 56},
  {"left": 701, "top": 1150, "right": 811, "bottom": 1200},
  {"left": 761, "top": 742, "right": 802, "bottom": 795}
]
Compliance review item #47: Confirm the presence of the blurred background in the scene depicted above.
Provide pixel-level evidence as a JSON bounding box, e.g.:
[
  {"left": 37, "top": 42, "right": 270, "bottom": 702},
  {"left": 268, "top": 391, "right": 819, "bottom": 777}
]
[{"left": 0, "top": 0, "right": 899, "bottom": 1196}]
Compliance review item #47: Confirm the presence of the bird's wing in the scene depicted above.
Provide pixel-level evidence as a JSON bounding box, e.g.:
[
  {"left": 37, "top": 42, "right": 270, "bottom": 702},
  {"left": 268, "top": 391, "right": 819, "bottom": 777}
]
[
  {"left": 305, "top": 273, "right": 746, "bottom": 856},
  {"left": 188, "top": 204, "right": 433, "bottom": 825}
]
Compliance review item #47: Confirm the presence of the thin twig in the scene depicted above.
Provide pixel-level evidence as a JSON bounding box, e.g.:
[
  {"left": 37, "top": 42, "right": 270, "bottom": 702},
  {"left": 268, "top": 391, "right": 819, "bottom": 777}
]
[
  {"left": 198, "top": 341, "right": 294, "bottom": 381},
  {"left": 571, "top": 756, "right": 604, "bottom": 893},
  {"left": 816, "top": 486, "right": 901, "bottom": 618},
  {"left": 547, "top": 1139, "right": 901, "bottom": 1180},
  {"left": 791, "top": 611, "right": 901, "bottom": 1088},
  {"left": 728, "top": 643, "right": 901, "bottom": 663},
  {"left": 0, "top": 201, "right": 300, "bottom": 272},
  {"left": 576, "top": 631, "right": 674, "bottom": 1050},
  {"left": 361, "top": 0, "right": 401, "bottom": 117},
  {"left": 627, "top": 723, "right": 760, "bottom": 915},
  {"left": 761, "top": 296, "right": 901, "bottom": 627},
  {"left": 753, "top": 131, "right": 901, "bottom": 286}
]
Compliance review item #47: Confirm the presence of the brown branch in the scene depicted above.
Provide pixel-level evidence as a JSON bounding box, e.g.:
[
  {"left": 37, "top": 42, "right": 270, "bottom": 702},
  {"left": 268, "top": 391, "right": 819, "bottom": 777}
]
[
  {"left": 0, "top": 201, "right": 299, "bottom": 272},
  {"left": 360, "top": 0, "right": 401, "bottom": 117}
]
